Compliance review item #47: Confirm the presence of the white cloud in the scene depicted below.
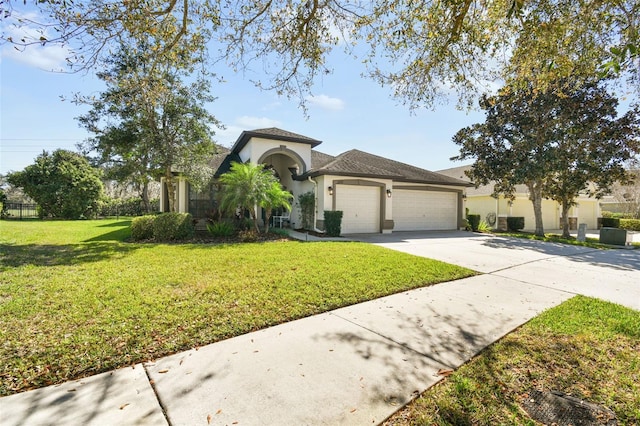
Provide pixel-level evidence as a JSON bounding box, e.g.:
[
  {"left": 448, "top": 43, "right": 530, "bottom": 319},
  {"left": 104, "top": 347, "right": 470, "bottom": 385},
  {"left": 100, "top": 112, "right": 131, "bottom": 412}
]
[
  {"left": 305, "top": 94, "right": 345, "bottom": 111},
  {"left": 1, "top": 12, "right": 71, "bottom": 71}
]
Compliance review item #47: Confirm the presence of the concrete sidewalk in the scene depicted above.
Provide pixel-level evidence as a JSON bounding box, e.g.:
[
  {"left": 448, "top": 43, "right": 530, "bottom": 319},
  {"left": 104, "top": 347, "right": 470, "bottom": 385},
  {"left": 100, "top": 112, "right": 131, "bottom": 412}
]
[{"left": 2, "top": 232, "right": 638, "bottom": 425}]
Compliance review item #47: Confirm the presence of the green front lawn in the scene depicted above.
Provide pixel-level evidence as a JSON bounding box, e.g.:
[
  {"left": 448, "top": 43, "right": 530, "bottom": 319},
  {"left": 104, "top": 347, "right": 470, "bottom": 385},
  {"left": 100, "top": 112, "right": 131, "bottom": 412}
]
[
  {"left": 385, "top": 296, "right": 640, "bottom": 425},
  {"left": 0, "top": 219, "right": 475, "bottom": 396}
]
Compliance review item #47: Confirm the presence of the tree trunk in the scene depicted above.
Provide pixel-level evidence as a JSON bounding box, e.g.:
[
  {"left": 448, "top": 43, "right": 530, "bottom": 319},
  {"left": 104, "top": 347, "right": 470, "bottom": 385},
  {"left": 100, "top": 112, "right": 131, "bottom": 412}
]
[
  {"left": 560, "top": 202, "right": 571, "bottom": 238},
  {"left": 264, "top": 207, "right": 271, "bottom": 234},
  {"left": 165, "top": 168, "right": 176, "bottom": 212},
  {"left": 527, "top": 181, "right": 545, "bottom": 237},
  {"left": 141, "top": 180, "right": 151, "bottom": 213}
]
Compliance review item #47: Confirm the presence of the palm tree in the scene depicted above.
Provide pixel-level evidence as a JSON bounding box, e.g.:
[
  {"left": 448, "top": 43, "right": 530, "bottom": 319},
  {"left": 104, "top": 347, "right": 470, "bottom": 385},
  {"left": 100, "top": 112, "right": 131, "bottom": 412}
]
[
  {"left": 218, "top": 162, "right": 277, "bottom": 232},
  {"left": 261, "top": 182, "right": 293, "bottom": 233}
]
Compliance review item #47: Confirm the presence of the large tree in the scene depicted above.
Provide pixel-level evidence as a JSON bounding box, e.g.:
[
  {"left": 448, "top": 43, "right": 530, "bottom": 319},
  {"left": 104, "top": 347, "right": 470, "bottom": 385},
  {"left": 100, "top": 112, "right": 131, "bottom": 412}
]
[
  {"left": 454, "top": 80, "right": 640, "bottom": 237},
  {"left": 542, "top": 83, "right": 640, "bottom": 237},
  {"left": 2, "top": 0, "right": 638, "bottom": 109},
  {"left": 77, "top": 44, "right": 219, "bottom": 212},
  {"left": 6, "top": 149, "right": 104, "bottom": 219}
]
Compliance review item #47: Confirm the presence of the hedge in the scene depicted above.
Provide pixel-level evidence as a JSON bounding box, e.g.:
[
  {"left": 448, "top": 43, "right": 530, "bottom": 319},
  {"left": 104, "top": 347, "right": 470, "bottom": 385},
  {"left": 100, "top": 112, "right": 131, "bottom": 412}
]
[
  {"left": 601, "top": 217, "right": 620, "bottom": 228},
  {"left": 620, "top": 219, "right": 640, "bottom": 231},
  {"left": 467, "top": 214, "right": 481, "bottom": 232},
  {"left": 130, "top": 215, "right": 156, "bottom": 241},
  {"left": 153, "top": 212, "right": 195, "bottom": 241},
  {"left": 507, "top": 216, "right": 525, "bottom": 231},
  {"left": 324, "top": 210, "right": 343, "bottom": 237}
]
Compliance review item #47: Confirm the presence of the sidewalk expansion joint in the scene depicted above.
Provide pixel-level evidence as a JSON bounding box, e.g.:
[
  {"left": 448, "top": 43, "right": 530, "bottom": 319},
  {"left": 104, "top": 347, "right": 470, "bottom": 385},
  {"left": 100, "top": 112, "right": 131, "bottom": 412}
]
[
  {"left": 143, "top": 363, "right": 172, "bottom": 426},
  {"left": 486, "top": 247, "right": 601, "bottom": 275},
  {"left": 329, "top": 312, "right": 457, "bottom": 370}
]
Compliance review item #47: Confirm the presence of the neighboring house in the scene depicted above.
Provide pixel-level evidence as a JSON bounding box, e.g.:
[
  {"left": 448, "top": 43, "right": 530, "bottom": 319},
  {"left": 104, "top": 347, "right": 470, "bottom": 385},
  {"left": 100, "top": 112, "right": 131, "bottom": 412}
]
[
  {"left": 437, "top": 165, "right": 602, "bottom": 230},
  {"left": 160, "top": 128, "right": 471, "bottom": 234}
]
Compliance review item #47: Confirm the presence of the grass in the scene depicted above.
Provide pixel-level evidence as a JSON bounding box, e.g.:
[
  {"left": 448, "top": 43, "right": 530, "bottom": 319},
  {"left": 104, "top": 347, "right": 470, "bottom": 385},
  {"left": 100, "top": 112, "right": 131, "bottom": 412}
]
[
  {"left": 385, "top": 296, "right": 640, "bottom": 425},
  {"left": 497, "top": 231, "right": 616, "bottom": 249},
  {"left": 0, "top": 219, "right": 475, "bottom": 396}
]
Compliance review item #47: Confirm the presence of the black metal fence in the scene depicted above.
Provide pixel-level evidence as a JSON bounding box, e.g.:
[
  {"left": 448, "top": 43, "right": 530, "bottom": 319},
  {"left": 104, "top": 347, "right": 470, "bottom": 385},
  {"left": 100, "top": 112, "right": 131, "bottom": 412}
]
[{"left": 2, "top": 203, "right": 39, "bottom": 219}]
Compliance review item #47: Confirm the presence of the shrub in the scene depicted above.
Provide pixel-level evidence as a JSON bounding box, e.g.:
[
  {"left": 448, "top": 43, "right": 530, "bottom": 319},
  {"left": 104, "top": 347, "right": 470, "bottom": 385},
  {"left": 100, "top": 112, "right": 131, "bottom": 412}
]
[
  {"left": 130, "top": 215, "right": 156, "bottom": 241},
  {"left": 99, "top": 197, "right": 160, "bottom": 217},
  {"left": 620, "top": 218, "right": 640, "bottom": 231},
  {"left": 207, "top": 220, "right": 235, "bottom": 237},
  {"left": 237, "top": 229, "right": 259, "bottom": 242},
  {"left": 297, "top": 191, "right": 315, "bottom": 230},
  {"left": 467, "top": 214, "right": 481, "bottom": 232},
  {"left": 601, "top": 217, "right": 620, "bottom": 228},
  {"left": 153, "top": 212, "right": 195, "bottom": 241},
  {"left": 507, "top": 216, "right": 525, "bottom": 231},
  {"left": 233, "top": 217, "right": 255, "bottom": 232},
  {"left": 324, "top": 210, "right": 343, "bottom": 237},
  {"left": 477, "top": 220, "right": 492, "bottom": 232}
]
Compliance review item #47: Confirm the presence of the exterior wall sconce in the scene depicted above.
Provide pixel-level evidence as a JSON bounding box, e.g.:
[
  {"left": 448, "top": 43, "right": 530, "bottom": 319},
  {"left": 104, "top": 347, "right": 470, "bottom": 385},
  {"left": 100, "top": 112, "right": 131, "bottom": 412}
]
[
  {"left": 328, "top": 186, "right": 333, "bottom": 195},
  {"left": 386, "top": 189, "right": 392, "bottom": 198}
]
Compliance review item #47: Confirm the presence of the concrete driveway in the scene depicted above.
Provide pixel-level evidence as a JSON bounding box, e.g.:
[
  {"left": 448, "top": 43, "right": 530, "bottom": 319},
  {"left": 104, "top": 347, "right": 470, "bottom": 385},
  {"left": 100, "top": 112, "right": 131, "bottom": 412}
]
[{"left": 352, "top": 231, "right": 640, "bottom": 311}]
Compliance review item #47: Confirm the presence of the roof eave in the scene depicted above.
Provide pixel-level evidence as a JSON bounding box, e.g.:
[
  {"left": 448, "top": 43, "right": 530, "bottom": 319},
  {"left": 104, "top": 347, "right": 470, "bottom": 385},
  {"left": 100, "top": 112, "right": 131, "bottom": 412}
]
[{"left": 231, "top": 130, "right": 322, "bottom": 154}]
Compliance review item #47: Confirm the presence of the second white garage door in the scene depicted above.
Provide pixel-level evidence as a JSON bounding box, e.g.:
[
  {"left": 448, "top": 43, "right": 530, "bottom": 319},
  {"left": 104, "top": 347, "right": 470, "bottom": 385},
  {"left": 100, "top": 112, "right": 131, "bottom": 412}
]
[
  {"left": 335, "top": 185, "right": 380, "bottom": 234},
  {"left": 393, "top": 189, "right": 458, "bottom": 231}
]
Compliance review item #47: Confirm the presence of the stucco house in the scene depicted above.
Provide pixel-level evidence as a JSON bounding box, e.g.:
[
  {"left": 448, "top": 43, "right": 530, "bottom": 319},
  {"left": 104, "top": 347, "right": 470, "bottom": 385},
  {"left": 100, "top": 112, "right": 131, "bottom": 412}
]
[
  {"left": 437, "top": 165, "right": 602, "bottom": 230},
  {"left": 160, "top": 128, "right": 471, "bottom": 234}
]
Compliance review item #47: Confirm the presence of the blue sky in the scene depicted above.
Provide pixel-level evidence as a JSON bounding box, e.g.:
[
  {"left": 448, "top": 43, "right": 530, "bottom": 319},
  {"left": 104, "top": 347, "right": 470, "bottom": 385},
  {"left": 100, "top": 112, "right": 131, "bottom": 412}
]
[{"left": 0, "top": 19, "right": 487, "bottom": 177}]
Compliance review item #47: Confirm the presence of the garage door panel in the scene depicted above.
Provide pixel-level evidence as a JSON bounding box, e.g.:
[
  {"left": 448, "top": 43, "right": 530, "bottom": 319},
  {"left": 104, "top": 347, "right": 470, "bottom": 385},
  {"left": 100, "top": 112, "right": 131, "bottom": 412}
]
[
  {"left": 336, "top": 185, "right": 380, "bottom": 234},
  {"left": 393, "top": 190, "right": 457, "bottom": 231}
]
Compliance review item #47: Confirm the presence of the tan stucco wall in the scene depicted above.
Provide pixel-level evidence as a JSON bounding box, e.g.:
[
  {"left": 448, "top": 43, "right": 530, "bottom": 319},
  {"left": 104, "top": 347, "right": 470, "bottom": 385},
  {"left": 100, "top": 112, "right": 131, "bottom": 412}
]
[
  {"left": 466, "top": 194, "right": 601, "bottom": 230},
  {"left": 238, "top": 137, "right": 312, "bottom": 174}
]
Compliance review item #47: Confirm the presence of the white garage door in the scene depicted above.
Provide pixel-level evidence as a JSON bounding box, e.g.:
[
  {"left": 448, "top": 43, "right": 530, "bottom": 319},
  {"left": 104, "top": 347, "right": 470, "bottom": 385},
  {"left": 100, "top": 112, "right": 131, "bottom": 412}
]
[
  {"left": 335, "top": 185, "right": 380, "bottom": 234},
  {"left": 393, "top": 189, "right": 458, "bottom": 231}
]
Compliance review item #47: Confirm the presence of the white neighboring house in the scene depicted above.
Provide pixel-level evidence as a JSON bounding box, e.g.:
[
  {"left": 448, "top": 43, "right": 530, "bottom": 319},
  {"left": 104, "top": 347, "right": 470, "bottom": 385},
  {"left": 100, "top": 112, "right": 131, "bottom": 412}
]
[
  {"left": 437, "top": 165, "right": 602, "bottom": 231},
  {"left": 160, "top": 128, "right": 471, "bottom": 234}
]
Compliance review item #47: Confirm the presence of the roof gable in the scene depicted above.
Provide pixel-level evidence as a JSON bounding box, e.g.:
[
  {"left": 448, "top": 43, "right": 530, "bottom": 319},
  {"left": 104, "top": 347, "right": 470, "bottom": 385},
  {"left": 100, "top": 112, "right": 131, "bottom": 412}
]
[{"left": 231, "top": 127, "right": 322, "bottom": 154}]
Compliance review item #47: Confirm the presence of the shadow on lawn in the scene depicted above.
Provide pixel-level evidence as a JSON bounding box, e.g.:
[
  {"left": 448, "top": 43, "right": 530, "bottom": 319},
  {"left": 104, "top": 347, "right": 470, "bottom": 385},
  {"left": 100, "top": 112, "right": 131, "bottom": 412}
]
[{"left": 0, "top": 242, "right": 138, "bottom": 270}]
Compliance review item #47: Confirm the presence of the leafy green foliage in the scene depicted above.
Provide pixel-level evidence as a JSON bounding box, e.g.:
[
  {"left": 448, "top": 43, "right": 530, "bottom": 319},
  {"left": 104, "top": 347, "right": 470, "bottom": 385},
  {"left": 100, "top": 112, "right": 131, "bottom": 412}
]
[
  {"left": 7, "top": 0, "right": 638, "bottom": 111},
  {"left": 602, "top": 217, "right": 621, "bottom": 228},
  {"left": 620, "top": 219, "right": 640, "bottom": 231},
  {"left": 152, "top": 212, "right": 195, "bottom": 241},
  {"left": 130, "top": 215, "right": 156, "bottom": 241},
  {"left": 218, "top": 162, "right": 280, "bottom": 233},
  {"left": 454, "top": 79, "right": 640, "bottom": 237},
  {"left": 324, "top": 210, "right": 343, "bottom": 236},
  {"left": 507, "top": 216, "right": 525, "bottom": 231},
  {"left": 6, "top": 150, "right": 103, "bottom": 219},
  {"left": 297, "top": 191, "right": 316, "bottom": 230},
  {"left": 77, "top": 44, "right": 218, "bottom": 212},
  {"left": 466, "top": 214, "right": 481, "bottom": 231},
  {"left": 260, "top": 181, "right": 293, "bottom": 233},
  {"left": 0, "top": 219, "right": 474, "bottom": 396},
  {"left": 99, "top": 196, "right": 159, "bottom": 217},
  {"left": 206, "top": 220, "right": 235, "bottom": 237}
]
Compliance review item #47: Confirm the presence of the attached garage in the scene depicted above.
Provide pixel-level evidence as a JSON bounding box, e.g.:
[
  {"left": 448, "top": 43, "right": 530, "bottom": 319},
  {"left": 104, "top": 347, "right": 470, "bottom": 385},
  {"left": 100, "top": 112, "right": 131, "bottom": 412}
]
[
  {"left": 393, "top": 189, "right": 458, "bottom": 231},
  {"left": 335, "top": 185, "right": 381, "bottom": 233}
]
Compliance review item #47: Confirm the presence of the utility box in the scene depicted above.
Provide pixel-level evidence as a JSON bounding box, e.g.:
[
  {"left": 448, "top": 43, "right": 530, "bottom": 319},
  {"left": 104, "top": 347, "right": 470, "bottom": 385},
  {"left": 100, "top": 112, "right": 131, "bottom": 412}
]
[
  {"left": 577, "top": 223, "right": 587, "bottom": 242},
  {"left": 599, "top": 227, "right": 631, "bottom": 246}
]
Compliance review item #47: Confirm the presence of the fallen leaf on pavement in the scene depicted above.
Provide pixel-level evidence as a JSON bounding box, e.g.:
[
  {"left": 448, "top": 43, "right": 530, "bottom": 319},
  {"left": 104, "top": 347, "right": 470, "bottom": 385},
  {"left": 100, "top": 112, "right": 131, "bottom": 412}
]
[{"left": 437, "top": 368, "right": 454, "bottom": 377}]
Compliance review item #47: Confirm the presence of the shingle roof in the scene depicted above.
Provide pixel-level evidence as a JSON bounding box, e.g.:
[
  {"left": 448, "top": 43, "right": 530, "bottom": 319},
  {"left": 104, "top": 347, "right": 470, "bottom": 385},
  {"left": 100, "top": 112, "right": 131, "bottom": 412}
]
[
  {"left": 304, "top": 149, "right": 471, "bottom": 186},
  {"left": 231, "top": 127, "right": 323, "bottom": 153},
  {"left": 311, "top": 150, "right": 336, "bottom": 169}
]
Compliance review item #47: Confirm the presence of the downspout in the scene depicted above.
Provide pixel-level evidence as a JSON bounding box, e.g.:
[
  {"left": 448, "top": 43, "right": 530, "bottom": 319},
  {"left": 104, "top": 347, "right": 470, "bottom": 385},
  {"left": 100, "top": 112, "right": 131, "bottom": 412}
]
[{"left": 307, "top": 176, "right": 325, "bottom": 233}]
